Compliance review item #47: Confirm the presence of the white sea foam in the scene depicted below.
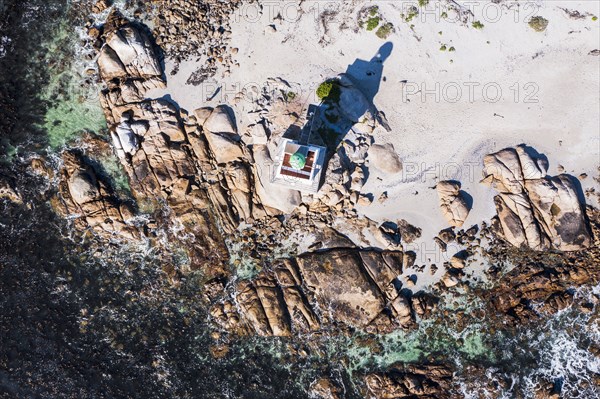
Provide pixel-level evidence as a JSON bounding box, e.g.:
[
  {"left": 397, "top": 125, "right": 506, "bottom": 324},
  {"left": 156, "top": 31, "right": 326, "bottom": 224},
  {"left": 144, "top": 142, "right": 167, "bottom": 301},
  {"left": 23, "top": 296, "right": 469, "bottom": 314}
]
[{"left": 458, "top": 284, "right": 600, "bottom": 398}]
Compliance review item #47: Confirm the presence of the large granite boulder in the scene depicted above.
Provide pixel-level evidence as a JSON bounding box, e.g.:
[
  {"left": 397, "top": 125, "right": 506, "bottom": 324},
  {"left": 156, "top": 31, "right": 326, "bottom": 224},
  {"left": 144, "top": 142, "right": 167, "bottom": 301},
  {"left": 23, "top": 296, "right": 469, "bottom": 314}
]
[
  {"left": 484, "top": 210, "right": 600, "bottom": 325},
  {"left": 363, "top": 363, "right": 454, "bottom": 399},
  {"left": 368, "top": 143, "right": 403, "bottom": 174},
  {"left": 68, "top": 170, "right": 99, "bottom": 204},
  {"left": 110, "top": 115, "right": 143, "bottom": 159},
  {"left": 52, "top": 151, "right": 140, "bottom": 240},
  {"left": 198, "top": 105, "right": 244, "bottom": 164},
  {"left": 103, "top": 96, "right": 234, "bottom": 273},
  {"left": 436, "top": 181, "right": 470, "bottom": 228},
  {"left": 482, "top": 145, "right": 591, "bottom": 251},
  {"left": 96, "top": 17, "right": 232, "bottom": 275},
  {"left": 96, "top": 15, "right": 281, "bottom": 276},
  {"left": 297, "top": 250, "right": 399, "bottom": 327},
  {"left": 97, "top": 23, "right": 162, "bottom": 80},
  {"left": 202, "top": 105, "right": 237, "bottom": 135},
  {"left": 212, "top": 249, "right": 438, "bottom": 336},
  {"left": 203, "top": 131, "right": 245, "bottom": 165}
]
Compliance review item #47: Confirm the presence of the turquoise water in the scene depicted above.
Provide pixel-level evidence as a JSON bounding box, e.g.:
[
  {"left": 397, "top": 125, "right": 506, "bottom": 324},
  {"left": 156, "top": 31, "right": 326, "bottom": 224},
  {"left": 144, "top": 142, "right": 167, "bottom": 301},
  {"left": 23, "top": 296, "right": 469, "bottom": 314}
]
[
  {"left": 321, "top": 291, "right": 493, "bottom": 374},
  {"left": 38, "top": 20, "right": 106, "bottom": 149},
  {"left": 0, "top": 1, "right": 106, "bottom": 156}
]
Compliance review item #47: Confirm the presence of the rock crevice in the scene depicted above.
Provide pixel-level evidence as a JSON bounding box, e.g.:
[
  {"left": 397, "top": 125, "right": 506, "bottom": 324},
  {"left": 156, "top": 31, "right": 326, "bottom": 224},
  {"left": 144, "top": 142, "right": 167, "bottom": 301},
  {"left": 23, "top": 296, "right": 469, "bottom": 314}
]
[{"left": 482, "top": 145, "right": 591, "bottom": 251}]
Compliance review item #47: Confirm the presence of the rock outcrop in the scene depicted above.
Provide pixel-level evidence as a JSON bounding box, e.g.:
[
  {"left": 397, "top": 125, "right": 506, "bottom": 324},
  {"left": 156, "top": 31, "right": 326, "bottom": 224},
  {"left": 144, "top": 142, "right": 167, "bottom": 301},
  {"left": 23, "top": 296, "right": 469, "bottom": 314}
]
[
  {"left": 96, "top": 14, "right": 287, "bottom": 277},
  {"left": 211, "top": 249, "right": 438, "bottom": 336},
  {"left": 482, "top": 145, "right": 591, "bottom": 251},
  {"left": 0, "top": 177, "right": 21, "bottom": 204},
  {"left": 148, "top": 0, "right": 242, "bottom": 76},
  {"left": 309, "top": 377, "right": 343, "bottom": 399},
  {"left": 96, "top": 15, "right": 236, "bottom": 275},
  {"left": 52, "top": 151, "right": 141, "bottom": 240},
  {"left": 436, "top": 181, "right": 470, "bottom": 228},
  {"left": 368, "top": 143, "right": 403, "bottom": 174},
  {"left": 185, "top": 108, "right": 276, "bottom": 230},
  {"left": 482, "top": 208, "right": 600, "bottom": 324},
  {"left": 97, "top": 22, "right": 163, "bottom": 81},
  {"left": 94, "top": 13, "right": 423, "bottom": 280},
  {"left": 92, "top": 0, "right": 112, "bottom": 14},
  {"left": 363, "top": 363, "right": 454, "bottom": 399}
]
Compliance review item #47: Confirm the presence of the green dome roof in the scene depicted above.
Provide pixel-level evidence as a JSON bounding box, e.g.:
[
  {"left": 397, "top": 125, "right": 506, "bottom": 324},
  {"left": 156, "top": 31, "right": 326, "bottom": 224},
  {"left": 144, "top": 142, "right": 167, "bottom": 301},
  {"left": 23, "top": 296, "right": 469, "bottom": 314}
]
[{"left": 289, "top": 152, "right": 306, "bottom": 170}]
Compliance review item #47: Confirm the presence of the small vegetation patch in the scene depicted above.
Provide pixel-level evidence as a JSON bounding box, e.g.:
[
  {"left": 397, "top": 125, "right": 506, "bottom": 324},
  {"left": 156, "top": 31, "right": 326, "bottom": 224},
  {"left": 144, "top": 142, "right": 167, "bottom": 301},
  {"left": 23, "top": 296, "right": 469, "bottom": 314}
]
[
  {"left": 316, "top": 80, "right": 341, "bottom": 102},
  {"left": 282, "top": 91, "right": 297, "bottom": 102},
  {"left": 376, "top": 23, "right": 394, "bottom": 39},
  {"left": 472, "top": 20, "right": 484, "bottom": 29},
  {"left": 366, "top": 17, "right": 380, "bottom": 31},
  {"left": 418, "top": 0, "right": 429, "bottom": 6},
  {"left": 359, "top": 6, "right": 380, "bottom": 29},
  {"left": 402, "top": 6, "right": 419, "bottom": 23},
  {"left": 529, "top": 16, "right": 549, "bottom": 32},
  {"left": 360, "top": 5, "right": 395, "bottom": 38}
]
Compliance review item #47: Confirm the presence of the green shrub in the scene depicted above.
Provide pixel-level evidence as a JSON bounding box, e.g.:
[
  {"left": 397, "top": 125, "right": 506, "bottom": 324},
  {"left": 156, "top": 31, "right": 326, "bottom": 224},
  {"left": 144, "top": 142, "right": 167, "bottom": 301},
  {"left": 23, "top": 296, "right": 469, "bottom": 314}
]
[
  {"left": 404, "top": 6, "right": 419, "bottom": 22},
  {"left": 472, "top": 20, "right": 484, "bottom": 29},
  {"left": 366, "top": 16, "right": 380, "bottom": 31},
  {"left": 376, "top": 23, "right": 394, "bottom": 39},
  {"left": 283, "top": 91, "right": 297, "bottom": 101},
  {"left": 440, "top": 44, "right": 447, "bottom": 51},
  {"left": 369, "top": 6, "right": 379, "bottom": 16},
  {"left": 528, "top": 16, "right": 549, "bottom": 32},
  {"left": 418, "top": 0, "right": 429, "bottom": 6},
  {"left": 316, "top": 80, "right": 341, "bottom": 102},
  {"left": 592, "top": 16, "right": 598, "bottom": 21},
  {"left": 448, "top": 46, "right": 455, "bottom": 52}
]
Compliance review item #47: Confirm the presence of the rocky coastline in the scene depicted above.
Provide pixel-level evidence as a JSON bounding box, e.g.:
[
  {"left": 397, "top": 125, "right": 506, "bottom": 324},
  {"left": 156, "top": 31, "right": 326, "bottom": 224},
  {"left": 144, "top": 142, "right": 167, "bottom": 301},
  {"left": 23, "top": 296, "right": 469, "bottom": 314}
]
[{"left": 1, "top": 1, "right": 599, "bottom": 398}]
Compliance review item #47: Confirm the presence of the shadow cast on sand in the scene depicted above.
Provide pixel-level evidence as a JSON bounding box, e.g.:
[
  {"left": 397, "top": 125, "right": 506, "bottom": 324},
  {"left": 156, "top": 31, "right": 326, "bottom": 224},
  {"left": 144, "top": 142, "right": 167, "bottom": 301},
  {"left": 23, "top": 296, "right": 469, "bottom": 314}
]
[
  {"left": 283, "top": 42, "right": 392, "bottom": 150},
  {"left": 345, "top": 41, "right": 393, "bottom": 106}
]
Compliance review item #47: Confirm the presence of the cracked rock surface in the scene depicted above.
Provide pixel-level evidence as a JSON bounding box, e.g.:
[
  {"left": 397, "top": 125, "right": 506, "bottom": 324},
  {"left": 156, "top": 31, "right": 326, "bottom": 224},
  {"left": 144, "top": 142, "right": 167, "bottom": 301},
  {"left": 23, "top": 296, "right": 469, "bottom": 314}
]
[{"left": 482, "top": 145, "right": 591, "bottom": 251}]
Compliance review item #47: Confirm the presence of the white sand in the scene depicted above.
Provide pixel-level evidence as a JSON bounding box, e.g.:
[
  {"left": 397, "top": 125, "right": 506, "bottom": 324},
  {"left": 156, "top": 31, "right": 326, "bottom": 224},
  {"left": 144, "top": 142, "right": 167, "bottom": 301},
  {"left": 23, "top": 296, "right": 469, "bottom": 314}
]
[{"left": 147, "top": 0, "right": 600, "bottom": 288}]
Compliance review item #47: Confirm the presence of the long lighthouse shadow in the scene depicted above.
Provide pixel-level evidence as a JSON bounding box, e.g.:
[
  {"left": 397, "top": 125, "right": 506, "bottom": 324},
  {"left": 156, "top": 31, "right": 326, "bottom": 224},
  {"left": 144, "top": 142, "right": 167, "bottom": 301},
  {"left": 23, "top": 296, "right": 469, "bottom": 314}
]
[
  {"left": 345, "top": 41, "right": 393, "bottom": 107},
  {"left": 288, "top": 42, "right": 393, "bottom": 154}
]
